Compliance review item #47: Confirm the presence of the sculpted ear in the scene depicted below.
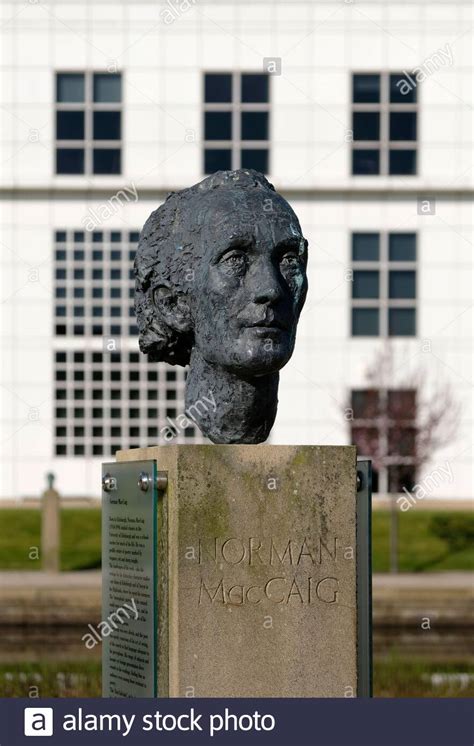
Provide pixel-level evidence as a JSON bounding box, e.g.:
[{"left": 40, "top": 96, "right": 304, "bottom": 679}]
[{"left": 153, "top": 286, "right": 192, "bottom": 333}]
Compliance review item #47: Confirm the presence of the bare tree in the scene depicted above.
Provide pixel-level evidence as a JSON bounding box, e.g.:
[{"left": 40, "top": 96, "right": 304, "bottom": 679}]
[
  {"left": 350, "top": 344, "right": 459, "bottom": 494},
  {"left": 347, "top": 343, "right": 459, "bottom": 572}
]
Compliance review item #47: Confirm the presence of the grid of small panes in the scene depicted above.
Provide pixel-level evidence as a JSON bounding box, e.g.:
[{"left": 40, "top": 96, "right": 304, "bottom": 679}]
[
  {"left": 54, "top": 350, "right": 203, "bottom": 456},
  {"left": 203, "top": 72, "right": 270, "bottom": 174},
  {"left": 351, "top": 72, "right": 417, "bottom": 175},
  {"left": 351, "top": 232, "right": 417, "bottom": 337},
  {"left": 54, "top": 229, "right": 139, "bottom": 338}
]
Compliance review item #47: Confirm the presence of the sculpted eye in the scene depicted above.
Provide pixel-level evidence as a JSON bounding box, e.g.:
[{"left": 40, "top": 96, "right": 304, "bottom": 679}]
[
  {"left": 219, "top": 249, "right": 248, "bottom": 271},
  {"left": 280, "top": 252, "right": 301, "bottom": 268}
]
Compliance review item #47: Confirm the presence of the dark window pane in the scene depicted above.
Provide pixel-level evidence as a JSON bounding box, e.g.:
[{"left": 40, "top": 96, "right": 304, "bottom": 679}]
[
  {"left": 352, "top": 233, "right": 379, "bottom": 261},
  {"left": 93, "top": 148, "right": 121, "bottom": 174},
  {"left": 352, "top": 149, "right": 379, "bottom": 175},
  {"left": 390, "top": 112, "right": 417, "bottom": 141},
  {"left": 389, "top": 308, "right": 416, "bottom": 336},
  {"left": 92, "top": 232, "right": 103, "bottom": 242},
  {"left": 55, "top": 352, "right": 67, "bottom": 363},
  {"left": 111, "top": 250, "right": 121, "bottom": 261},
  {"left": 93, "top": 445, "right": 103, "bottom": 456},
  {"left": 56, "top": 287, "right": 66, "bottom": 298},
  {"left": 93, "top": 111, "right": 121, "bottom": 140},
  {"left": 92, "top": 250, "right": 103, "bottom": 261},
  {"left": 56, "top": 148, "right": 84, "bottom": 174},
  {"left": 389, "top": 426, "right": 416, "bottom": 456},
  {"left": 388, "top": 464, "right": 416, "bottom": 493},
  {"left": 353, "top": 270, "right": 379, "bottom": 298},
  {"left": 390, "top": 73, "right": 417, "bottom": 103},
  {"left": 388, "top": 390, "right": 416, "bottom": 418},
  {"left": 389, "top": 233, "right": 416, "bottom": 261},
  {"left": 241, "top": 148, "right": 268, "bottom": 172},
  {"left": 389, "top": 149, "right": 416, "bottom": 175},
  {"left": 241, "top": 74, "right": 269, "bottom": 103},
  {"left": 56, "top": 111, "right": 85, "bottom": 140},
  {"left": 352, "top": 308, "right": 379, "bottom": 336},
  {"left": 353, "top": 111, "right": 380, "bottom": 141},
  {"left": 204, "top": 111, "right": 232, "bottom": 140},
  {"left": 55, "top": 231, "right": 67, "bottom": 242},
  {"left": 351, "top": 389, "right": 380, "bottom": 419},
  {"left": 56, "top": 73, "right": 84, "bottom": 102},
  {"left": 93, "top": 73, "right": 122, "bottom": 102},
  {"left": 73, "top": 288, "right": 84, "bottom": 298},
  {"left": 56, "top": 445, "right": 67, "bottom": 456},
  {"left": 204, "top": 73, "right": 232, "bottom": 103},
  {"left": 74, "top": 231, "right": 84, "bottom": 242},
  {"left": 204, "top": 148, "right": 231, "bottom": 173},
  {"left": 351, "top": 426, "right": 379, "bottom": 457},
  {"left": 352, "top": 74, "right": 380, "bottom": 103},
  {"left": 56, "top": 250, "right": 66, "bottom": 260},
  {"left": 241, "top": 111, "right": 269, "bottom": 140},
  {"left": 389, "top": 270, "right": 416, "bottom": 298}
]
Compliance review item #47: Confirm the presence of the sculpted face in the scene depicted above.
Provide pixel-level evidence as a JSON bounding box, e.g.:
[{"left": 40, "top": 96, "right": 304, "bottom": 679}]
[
  {"left": 136, "top": 170, "right": 309, "bottom": 443},
  {"left": 192, "top": 190, "right": 308, "bottom": 375}
]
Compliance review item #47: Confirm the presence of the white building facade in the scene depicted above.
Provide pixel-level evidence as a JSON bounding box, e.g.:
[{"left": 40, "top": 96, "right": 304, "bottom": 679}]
[{"left": 0, "top": 0, "right": 472, "bottom": 499}]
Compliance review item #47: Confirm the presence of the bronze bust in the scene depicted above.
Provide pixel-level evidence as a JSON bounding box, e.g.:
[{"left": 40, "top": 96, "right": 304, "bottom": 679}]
[{"left": 134, "top": 169, "right": 308, "bottom": 443}]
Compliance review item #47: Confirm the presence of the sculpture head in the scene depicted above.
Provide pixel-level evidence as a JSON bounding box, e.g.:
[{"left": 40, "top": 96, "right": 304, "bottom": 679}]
[{"left": 135, "top": 169, "right": 308, "bottom": 443}]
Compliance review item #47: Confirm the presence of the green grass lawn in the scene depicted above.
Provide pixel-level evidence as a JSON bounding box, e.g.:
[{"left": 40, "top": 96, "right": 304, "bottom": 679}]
[
  {"left": 0, "top": 658, "right": 472, "bottom": 697},
  {"left": 0, "top": 508, "right": 472, "bottom": 572},
  {"left": 0, "top": 509, "right": 101, "bottom": 571}
]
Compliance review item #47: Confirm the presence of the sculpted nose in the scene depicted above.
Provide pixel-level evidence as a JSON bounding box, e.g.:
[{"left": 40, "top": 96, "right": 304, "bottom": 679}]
[{"left": 251, "top": 260, "right": 283, "bottom": 305}]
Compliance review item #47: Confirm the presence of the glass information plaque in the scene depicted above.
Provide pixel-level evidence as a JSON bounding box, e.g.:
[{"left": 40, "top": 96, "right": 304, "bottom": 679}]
[{"left": 101, "top": 460, "right": 157, "bottom": 697}]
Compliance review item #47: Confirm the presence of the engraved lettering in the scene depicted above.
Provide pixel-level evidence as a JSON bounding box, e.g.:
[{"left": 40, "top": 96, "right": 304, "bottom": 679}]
[
  {"left": 264, "top": 577, "right": 286, "bottom": 603},
  {"left": 270, "top": 540, "right": 293, "bottom": 565},
  {"left": 315, "top": 576, "right": 339, "bottom": 604},
  {"left": 221, "top": 538, "right": 246, "bottom": 565},
  {"left": 198, "top": 578, "right": 224, "bottom": 604}
]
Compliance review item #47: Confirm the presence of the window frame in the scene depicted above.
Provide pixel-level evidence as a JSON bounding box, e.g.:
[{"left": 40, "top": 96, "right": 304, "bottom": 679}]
[
  {"left": 351, "top": 231, "right": 417, "bottom": 337},
  {"left": 203, "top": 71, "right": 271, "bottom": 173},
  {"left": 351, "top": 71, "right": 418, "bottom": 176},
  {"left": 55, "top": 71, "right": 123, "bottom": 176},
  {"left": 350, "top": 388, "right": 417, "bottom": 494}
]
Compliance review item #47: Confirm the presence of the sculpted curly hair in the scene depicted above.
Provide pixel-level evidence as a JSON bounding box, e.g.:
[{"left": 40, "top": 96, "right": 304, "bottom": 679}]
[{"left": 134, "top": 169, "right": 277, "bottom": 366}]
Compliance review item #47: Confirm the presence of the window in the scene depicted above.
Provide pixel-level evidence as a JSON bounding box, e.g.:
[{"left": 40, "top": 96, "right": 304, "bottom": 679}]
[
  {"left": 351, "top": 232, "right": 416, "bottom": 336},
  {"left": 53, "top": 229, "right": 205, "bottom": 455},
  {"left": 351, "top": 73, "right": 417, "bottom": 175},
  {"left": 56, "top": 72, "right": 122, "bottom": 175},
  {"left": 203, "top": 72, "right": 270, "bottom": 174},
  {"left": 351, "top": 389, "right": 417, "bottom": 493}
]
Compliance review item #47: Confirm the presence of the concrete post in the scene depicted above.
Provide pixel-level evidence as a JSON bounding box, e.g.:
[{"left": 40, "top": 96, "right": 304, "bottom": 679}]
[{"left": 41, "top": 472, "right": 60, "bottom": 573}]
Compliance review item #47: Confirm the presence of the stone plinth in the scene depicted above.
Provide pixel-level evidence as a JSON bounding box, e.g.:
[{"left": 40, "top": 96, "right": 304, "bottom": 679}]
[{"left": 114, "top": 444, "right": 362, "bottom": 698}]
